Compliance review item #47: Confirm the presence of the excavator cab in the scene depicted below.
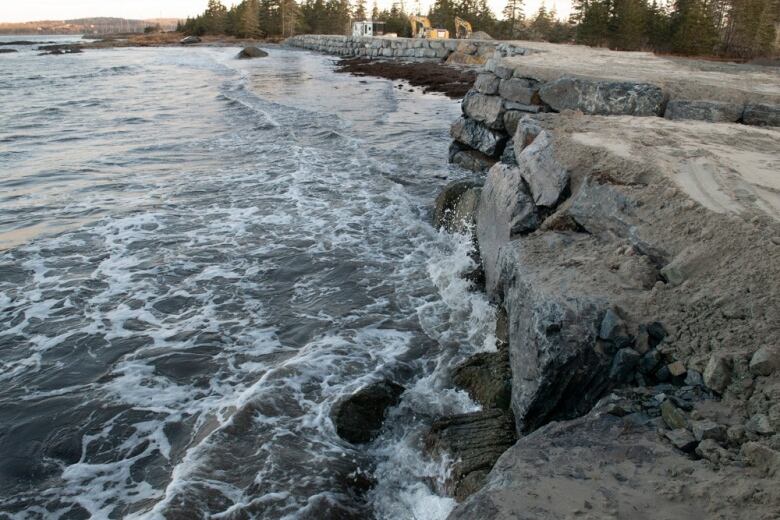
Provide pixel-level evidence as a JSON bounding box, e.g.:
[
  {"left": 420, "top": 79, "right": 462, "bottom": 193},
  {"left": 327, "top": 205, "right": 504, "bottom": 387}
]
[
  {"left": 410, "top": 15, "right": 450, "bottom": 39},
  {"left": 454, "top": 17, "right": 472, "bottom": 39}
]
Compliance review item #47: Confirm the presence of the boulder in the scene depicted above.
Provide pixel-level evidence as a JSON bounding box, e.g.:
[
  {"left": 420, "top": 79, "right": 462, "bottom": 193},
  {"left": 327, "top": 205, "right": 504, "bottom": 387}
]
[
  {"left": 237, "top": 46, "right": 268, "bottom": 59},
  {"left": 180, "top": 36, "right": 202, "bottom": 45},
  {"left": 517, "top": 131, "right": 570, "bottom": 209},
  {"left": 665, "top": 428, "right": 698, "bottom": 452},
  {"left": 703, "top": 354, "right": 731, "bottom": 394},
  {"left": 462, "top": 91, "right": 505, "bottom": 130},
  {"left": 502, "top": 110, "right": 524, "bottom": 136},
  {"left": 476, "top": 163, "right": 540, "bottom": 295},
  {"left": 745, "top": 414, "right": 774, "bottom": 435},
  {"left": 434, "top": 182, "right": 482, "bottom": 236},
  {"left": 500, "top": 139, "right": 517, "bottom": 165},
  {"left": 452, "top": 347, "right": 512, "bottom": 410},
  {"left": 609, "top": 347, "right": 641, "bottom": 383},
  {"left": 661, "top": 400, "right": 688, "bottom": 430},
  {"left": 691, "top": 419, "right": 726, "bottom": 442},
  {"left": 664, "top": 99, "right": 742, "bottom": 123},
  {"left": 742, "top": 103, "right": 780, "bottom": 127},
  {"left": 330, "top": 380, "right": 404, "bottom": 443},
  {"left": 539, "top": 77, "right": 665, "bottom": 116},
  {"left": 425, "top": 409, "right": 516, "bottom": 501},
  {"left": 498, "top": 77, "right": 540, "bottom": 105},
  {"left": 749, "top": 346, "right": 779, "bottom": 376},
  {"left": 450, "top": 117, "right": 507, "bottom": 157},
  {"left": 474, "top": 73, "right": 500, "bottom": 95},
  {"left": 449, "top": 141, "right": 497, "bottom": 172},
  {"left": 513, "top": 115, "right": 542, "bottom": 155}
]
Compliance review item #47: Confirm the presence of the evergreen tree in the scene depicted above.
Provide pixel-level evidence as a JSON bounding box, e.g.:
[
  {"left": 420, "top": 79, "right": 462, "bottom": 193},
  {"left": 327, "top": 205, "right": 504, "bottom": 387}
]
[
  {"left": 239, "top": 0, "right": 262, "bottom": 37},
  {"left": 669, "top": 0, "right": 718, "bottom": 54},
  {"left": 576, "top": 0, "right": 611, "bottom": 45},
  {"left": 502, "top": 0, "right": 525, "bottom": 38},
  {"left": 610, "top": 0, "right": 647, "bottom": 50},
  {"left": 371, "top": 1, "right": 381, "bottom": 19},
  {"left": 354, "top": 0, "right": 368, "bottom": 20}
]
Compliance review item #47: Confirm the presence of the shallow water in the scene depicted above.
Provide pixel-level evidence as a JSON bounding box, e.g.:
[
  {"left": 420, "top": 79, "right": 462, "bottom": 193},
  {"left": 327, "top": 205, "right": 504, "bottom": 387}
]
[{"left": 0, "top": 38, "right": 494, "bottom": 519}]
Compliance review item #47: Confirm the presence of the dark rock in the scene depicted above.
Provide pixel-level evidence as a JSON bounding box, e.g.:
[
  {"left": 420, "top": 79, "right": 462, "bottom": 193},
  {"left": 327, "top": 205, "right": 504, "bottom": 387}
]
[
  {"left": 742, "top": 103, "right": 780, "bottom": 127},
  {"left": 610, "top": 348, "right": 641, "bottom": 383},
  {"left": 180, "top": 36, "right": 202, "bottom": 45},
  {"left": 449, "top": 141, "right": 497, "bottom": 172},
  {"left": 639, "top": 349, "right": 662, "bottom": 375},
  {"left": 664, "top": 99, "right": 742, "bottom": 123},
  {"left": 691, "top": 420, "right": 726, "bottom": 442},
  {"left": 37, "top": 44, "right": 83, "bottom": 55},
  {"left": 539, "top": 77, "right": 665, "bottom": 116},
  {"left": 665, "top": 428, "right": 698, "bottom": 452},
  {"left": 749, "top": 346, "right": 780, "bottom": 376},
  {"left": 646, "top": 322, "right": 667, "bottom": 347},
  {"left": 450, "top": 117, "right": 508, "bottom": 157},
  {"left": 452, "top": 348, "right": 512, "bottom": 410},
  {"left": 502, "top": 110, "right": 523, "bottom": 136},
  {"left": 425, "top": 409, "right": 516, "bottom": 501},
  {"left": 500, "top": 138, "right": 517, "bottom": 165},
  {"left": 331, "top": 381, "right": 404, "bottom": 444},
  {"left": 599, "top": 308, "right": 627, "bottom": 341},
  {"left": 0, "top": 49, "right": 18, "bottom": 54},
  {"left": 655, "top": 364, "right": 672, "bottom": 382},
  {"left": 684, "top": 369, "right": 704, "bottom": 387},
  {"left": 237, "top": 46, "right": 269, "bottom": 59},
  {"left": 462, "top": 91, "right": 505, "bottom": 130}
]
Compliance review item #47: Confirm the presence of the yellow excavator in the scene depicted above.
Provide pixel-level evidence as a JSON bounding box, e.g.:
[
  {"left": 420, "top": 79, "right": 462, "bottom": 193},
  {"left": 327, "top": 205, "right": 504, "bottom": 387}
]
[
  {"left": 410, "top": 15, "right": 450, "bottom": 39},
  {"left": 454, "top": 17, "right": 472, "bottom": 39}
]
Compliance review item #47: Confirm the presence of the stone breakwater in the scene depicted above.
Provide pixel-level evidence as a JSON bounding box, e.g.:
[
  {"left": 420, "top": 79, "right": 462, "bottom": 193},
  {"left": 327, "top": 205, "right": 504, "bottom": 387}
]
[
  {"left": 432, "top": 59, "right": 780, "bottom": 517},
  {"left": 450, "top": 58, "right": 780, "bottom": 172},
  {"left": 285, "top": 34, "right": 532, "bottom": 64}
]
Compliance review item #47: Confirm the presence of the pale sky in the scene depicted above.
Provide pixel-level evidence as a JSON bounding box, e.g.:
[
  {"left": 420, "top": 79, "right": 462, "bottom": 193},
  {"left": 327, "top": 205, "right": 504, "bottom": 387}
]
[{"left": 0, "top": 0, "right": 572, "bottom": 24}]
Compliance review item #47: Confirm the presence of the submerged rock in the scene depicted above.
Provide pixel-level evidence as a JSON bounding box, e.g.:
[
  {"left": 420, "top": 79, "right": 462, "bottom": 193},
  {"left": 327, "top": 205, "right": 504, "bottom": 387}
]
[
  {"left": 237, "top": 46, "right": 269, "bottom": 59},
  {"left": 0, "top": 49, "right": 18, "bottom": 54},
  {"left": 331, "top": 380, "right": 404, "bottom": 444}
]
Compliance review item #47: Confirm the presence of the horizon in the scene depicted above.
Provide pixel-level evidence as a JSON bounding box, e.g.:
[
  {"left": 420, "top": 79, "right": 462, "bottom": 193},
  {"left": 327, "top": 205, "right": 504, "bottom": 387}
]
[{"left": 0, "top": 0, "right": 573, "bottom": 25}]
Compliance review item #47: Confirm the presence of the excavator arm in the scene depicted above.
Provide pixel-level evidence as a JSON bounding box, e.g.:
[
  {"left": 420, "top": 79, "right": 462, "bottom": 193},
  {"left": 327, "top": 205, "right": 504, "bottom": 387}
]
[
  {"left": 410, "top": 15, "right": 432, "bottom": 38},
  {"left": 454, "top": 17, "right": 472, "bottom": 39}
]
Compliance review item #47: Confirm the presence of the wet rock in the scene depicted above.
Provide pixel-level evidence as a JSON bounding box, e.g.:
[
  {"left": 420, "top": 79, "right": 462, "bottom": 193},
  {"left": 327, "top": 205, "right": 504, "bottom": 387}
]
[
  {"left": 237, "top": 46, "right": 268, "bottom": 59},
  {"left": 434, "top": 180, "right": 481, "bottom": 231},
  {"left": 331, "top": 380, "right": 404, "bottom": 444},
  {"left": 539, "top": 77, "right": 665, "bottom": 116},
  {"left": 664, "top": 99, "right": 742, "bottom": 123},
  {"left": 476, "top": 163, "right": 540, "bottom": 295},
  {"left": 37, "top": 44, "right": 83, "bottom": 55},
  {"left": 703, "top": 354, "right": 732, "bottom": 394},
  {"left": 449, "top": 141, "right": 496, "bottom": 172},
  {"left": 462, "top": 91, "right": 505, "bottom": 130},
  {"left": 665, "top": 428, "right": 698, "bottom": 452},
  {"left": 452, "top": 348, "right": 511, "bottom": 410},
  {"left": 498, "top": 77, "right": 540, "bottom": 105},
  {"left": 180, "top": 36, "right": 202, "bottom": 45},
  {"left": 425, "top": 409, "right": 516, "bottom": 501},
  {"left": 474, "top": 73, "right": 500, "bottom": 95},
  {"left": 660, "top": 400, "right": 688, "bottom": 430},
  {"left": 450, "top": 117, "right": 507, "bottom": 157},
  {"left": 742, "top": 103, "right": 780, "bottom": 127},
  {"left": 749, "top": 346, "right": 779, "bottom": 377},
  {"left": 691, "top": 419, "right": 726, "bottom": 442},
  {"left": 746, "top": 414, "right": 774, "bottom": 436},
  {"left": 610, "top": 347, "right": 641, "bottom": 383},
  {"left": 517, "top": 130, "right": 569, "bottom": 209},
  {"left": 0, "top": 49, "right": 18, "bottom": 54}
]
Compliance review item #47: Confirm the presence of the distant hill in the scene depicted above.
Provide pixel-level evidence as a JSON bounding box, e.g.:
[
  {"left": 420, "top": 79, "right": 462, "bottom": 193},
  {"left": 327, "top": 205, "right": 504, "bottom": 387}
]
[{"left": 0, "top": 17, "right": 181, "bottom": 35}]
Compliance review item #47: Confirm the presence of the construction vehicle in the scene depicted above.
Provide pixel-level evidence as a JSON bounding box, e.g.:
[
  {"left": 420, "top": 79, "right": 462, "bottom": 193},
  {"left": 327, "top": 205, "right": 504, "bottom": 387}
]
[
  {"left": 454, "top": 17, "right": 472, "bottom": 39},
  {"left": 410, "top": 15, "right": 450, "bottom": 39}
]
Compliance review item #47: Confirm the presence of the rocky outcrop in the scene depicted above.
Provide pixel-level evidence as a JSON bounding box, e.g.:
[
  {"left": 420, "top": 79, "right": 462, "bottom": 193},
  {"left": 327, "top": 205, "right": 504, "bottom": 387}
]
[
  {"left": 330, "top": 380, "right": 404, "bottom": 443},
  {"left": 237, "top": 46, "right": 268, "bottom": 59}
]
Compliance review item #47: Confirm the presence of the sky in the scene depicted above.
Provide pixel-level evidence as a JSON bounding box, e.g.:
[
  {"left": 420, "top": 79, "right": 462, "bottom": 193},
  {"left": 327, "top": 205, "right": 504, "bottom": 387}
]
[{"left": 0, "top": 0, "right": 572, "bottom": 24}]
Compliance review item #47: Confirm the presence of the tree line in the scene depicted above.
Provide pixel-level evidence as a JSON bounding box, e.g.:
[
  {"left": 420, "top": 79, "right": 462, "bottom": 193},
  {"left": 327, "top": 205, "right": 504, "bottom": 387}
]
[{"left": 180, "top": 0, "right": 779, "bottom": 58}]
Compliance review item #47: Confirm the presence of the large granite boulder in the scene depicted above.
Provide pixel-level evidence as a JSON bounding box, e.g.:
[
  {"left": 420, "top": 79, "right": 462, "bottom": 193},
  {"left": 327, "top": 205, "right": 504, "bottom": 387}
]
[
  {"left": 476, "top": 163, "right": 540, "bottom": 296},
  {"left": 473, "top": 72, "right": 500, "bottom": 95},
  {"left": 462, "top": 91, "right": 505, "bottom": 130},
  {"left": 330, "top": 380, "right": 404, "bottom": 443},
  {"left": 425, "top": 409, "right": 516, "bottom": 501},
  {"left": 664, "top": 99, "right": 742, "bottom": 123},
  {"left": 450, "top": 117, "right": 508, "bottom": 157},
  {"left": 498, "top": 77, "right": 540, "bottom": 105},
  {"left": 516, "top": 130, "right": 569, "bottom": 209},
  {"left": 539, "top": 77, "right": 665, "bottom": 116}
]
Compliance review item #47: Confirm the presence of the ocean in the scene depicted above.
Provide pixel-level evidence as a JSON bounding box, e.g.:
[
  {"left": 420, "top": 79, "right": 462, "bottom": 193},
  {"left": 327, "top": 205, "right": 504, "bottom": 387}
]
[{"left": 0, "top": 37, "right": 496, "bottom": 519}]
